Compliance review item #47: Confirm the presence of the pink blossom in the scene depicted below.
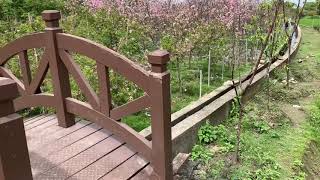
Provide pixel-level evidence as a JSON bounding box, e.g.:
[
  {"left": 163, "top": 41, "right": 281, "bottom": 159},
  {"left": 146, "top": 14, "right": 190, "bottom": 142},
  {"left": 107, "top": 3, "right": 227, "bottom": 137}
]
[{"left": 86, "top": 0, "right": 104, "bottom": 10}]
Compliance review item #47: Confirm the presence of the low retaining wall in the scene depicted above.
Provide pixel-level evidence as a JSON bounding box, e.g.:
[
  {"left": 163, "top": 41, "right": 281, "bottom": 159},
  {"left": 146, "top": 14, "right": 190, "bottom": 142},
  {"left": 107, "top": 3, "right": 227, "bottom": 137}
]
[{"left": 140, "top": 26, "right": 302, "bottom": 157}]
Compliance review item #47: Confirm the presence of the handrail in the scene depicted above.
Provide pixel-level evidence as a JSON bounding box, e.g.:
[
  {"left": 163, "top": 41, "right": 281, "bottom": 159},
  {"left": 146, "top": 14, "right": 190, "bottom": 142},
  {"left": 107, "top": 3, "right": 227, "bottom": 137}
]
[
  {"left": 0, "top": 10, "right": 173, "bottom": 179},
  {"left": 56, "top": 33, "right": 151, "bottom": 94},
  {"left": 0, "top": 33, "right": 46, "bottom": 65}
]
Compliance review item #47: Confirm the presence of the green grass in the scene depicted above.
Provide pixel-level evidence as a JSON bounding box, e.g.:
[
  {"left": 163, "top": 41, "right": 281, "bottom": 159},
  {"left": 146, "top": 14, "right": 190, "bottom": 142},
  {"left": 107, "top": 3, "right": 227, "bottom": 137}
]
[
  {"left": 300, "top": 16, "right": 320, "bottom": 28},
  {"left": 189, "top": 27, "right": 320, "bottom": 179},
  {"left": 128, "top": 58, "right": 252, "bottom": 131},
  {"left": 122, "top": 113, "right": 150, "bottom": 132}
]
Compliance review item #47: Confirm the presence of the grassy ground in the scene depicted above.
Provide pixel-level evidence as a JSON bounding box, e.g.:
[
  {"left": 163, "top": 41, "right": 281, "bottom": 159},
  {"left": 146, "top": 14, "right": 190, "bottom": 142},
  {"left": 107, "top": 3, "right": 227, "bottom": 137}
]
[
  {"left": 300, "top": 16, "right": 320, "bottom": 28},
  {"left": 178, "top": 28, "right": 320, "bottom": 179},
  {"left": 123, "top": 56, "right": 252, "bottom": 131}
]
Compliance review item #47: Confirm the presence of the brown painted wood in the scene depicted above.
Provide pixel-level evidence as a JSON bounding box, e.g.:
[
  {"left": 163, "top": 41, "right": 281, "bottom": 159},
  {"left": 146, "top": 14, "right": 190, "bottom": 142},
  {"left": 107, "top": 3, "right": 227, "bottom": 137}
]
[
  {"left": 56, "top": 33, "right": 150, "bottom": 94},
  {"left": 33, "top": 135, "right": 123, "bottom": 180},
  {"left": 68, "top": 145, "right": 136, "bottom": 180},
  {"left": 0, "top": 10, "right": 174, "bottom": 179},
  {"left": 24, "top": 114, "right": 56, "bottom": 130},
  {"left": 59, "top": 50, "right": 99, "bottom": 109},
  {"left": 19, "top": 50, "right": 32, "bottom": 88},
  {"left": 0, "top": 66, "right": 25, "bottom": 94},
  {"left": 0, "top": 114, "right": 33, "bottom": 180},
  {"left": 148, "top": 50, "right": 173, "bottom": 180},
  {"left": 28, "top": 122, "right": 100, "bottom": 153},
  {"left": 27, "top": 120, "right": 92, "bottom": 151},
  {"left": 0, "top": 32, "right": 46, "bottom": 65},
  {"left": 31, "top": 129, "right": 111, "bottom": 176},
  {"left": 0, "top": 78, "right": 32, "bottom": 180},
  {"left": 26, "top": 118, "right": 82, "bottom": 142},
  {"left": 65, "top": 98, "right": 152, "bottom": 161},
  {"left": 42, "top": 10, "right": 75, "bottom": 127},
  {"left": 97, "top": 63, "right": 112, "bottom": 116},
  {"left": 0, "top": 77, "right": 20, "bottom": 101},
  {"left": 110, "top": 95, "right": 150, "bottom": 120},
  {"left": 24, "top": 116, "right": 154, "bottom": 180},
  {"left": 0, "top": 77, "right": 20, "bottom": 117},
  {"left": 13, "top": 93, "right": 56, "bottom": 111},
  {"left": 24, "top": 114, "right": 51, "bottom": 125},
  {"left": 25, "top": 116, "right": 57, "bottom": 135},
  {"left": 100, "top": 154, "right": 149, "bottom": 180},
  {"left": 130, "top": 165, "right": 154, "bottom": 180},
  {"left": 26, "top": 51, "right": 49, "bottom": 95}
]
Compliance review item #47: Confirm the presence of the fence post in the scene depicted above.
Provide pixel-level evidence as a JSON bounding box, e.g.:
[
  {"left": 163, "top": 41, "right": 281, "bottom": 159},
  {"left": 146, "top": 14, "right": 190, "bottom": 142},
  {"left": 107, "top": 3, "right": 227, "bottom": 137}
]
[
  {"left": 148, "top": 50, "right": 173, "bottom": 180},
  {"left": 0, "top": 77, "right": 32, "bottom": 180},
  {"left": 42, "top": 10, "right": 75, "bottom": 127}
]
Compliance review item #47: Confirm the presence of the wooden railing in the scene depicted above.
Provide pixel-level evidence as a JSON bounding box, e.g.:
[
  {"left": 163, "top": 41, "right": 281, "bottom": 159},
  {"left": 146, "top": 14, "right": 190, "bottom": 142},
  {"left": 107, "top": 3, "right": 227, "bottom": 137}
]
[{"left": 0, "top": 10, "right": 172, "bottom": 180}]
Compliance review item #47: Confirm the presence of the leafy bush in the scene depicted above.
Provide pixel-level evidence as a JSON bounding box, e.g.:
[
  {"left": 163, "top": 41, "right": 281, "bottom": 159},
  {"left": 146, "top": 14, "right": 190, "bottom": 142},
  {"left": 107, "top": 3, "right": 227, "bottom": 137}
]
[
  {"left": 253, "top": 121, "right": 271, "bottom": 134},
  {"left": 198, "top": 122, "right": 227, "bottom": 144},
  {"left": 309, "top": 107, "right": 320, "bottom": 128},
  {"left": 191, "top": 144, "right": 213, "bottom": 162},
  {"left": 198, "top": 122, "right": 216, "bottom": 144}
]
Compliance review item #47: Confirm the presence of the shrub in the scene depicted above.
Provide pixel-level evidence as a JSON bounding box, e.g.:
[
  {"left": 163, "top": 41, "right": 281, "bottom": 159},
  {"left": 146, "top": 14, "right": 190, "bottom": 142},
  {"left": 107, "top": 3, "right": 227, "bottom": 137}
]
[
  {"left": 191, "top": 145, "right": 213, "bottom": 162},
  {"left": 253, "top": 121, "right": 271, "bottom": 134},
  {"left": 198, "top": 122, "right": 227, "bottom": 144}
]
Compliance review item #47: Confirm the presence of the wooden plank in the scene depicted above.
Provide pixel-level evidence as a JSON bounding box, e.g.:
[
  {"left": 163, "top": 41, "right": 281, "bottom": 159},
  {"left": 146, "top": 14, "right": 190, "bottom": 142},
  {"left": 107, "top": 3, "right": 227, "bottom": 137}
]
[
  {"left": 31, "top": 129, "right": 111, "bottom": 176},
  {"left": 24, "top": 115, "right": 48, "bottom": 126},
  {"left": 68, "top": 145, "right": 135, "bottom": 180},
  {"left": 34, "top": 135, "right": 123, "bottom": 180},
  {"left": 24, "top": 115, "right": 56, "bottom": 130},
  {"left": 130, "top": 165, "right": 153, "bottom": 180},
  {"left": 29, "top": 123, "right": 100, "bottom": 155},
  {"left": 24, "top": 114, "right": 43, "bottom": 123},
  {"left": 25, "top": 117, "right": 57, "bottom": 134},
  {"left": 27, "top": 121, "right": 93, "bottom": 151},
  {"left": 100, "top": 154, "right": 149, "bottom": 180},
  {"left": 110, "top": 95, "right": 150, "bottom": 120},
  {"left": 26, "top": 119, "right": 81, "bottom": 140}
]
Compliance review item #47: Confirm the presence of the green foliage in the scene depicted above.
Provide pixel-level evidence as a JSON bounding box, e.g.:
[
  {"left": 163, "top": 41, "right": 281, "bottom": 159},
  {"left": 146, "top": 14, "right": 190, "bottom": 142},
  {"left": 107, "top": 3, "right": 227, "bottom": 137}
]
[
  {"left": 198, "top": 122, "right": 216, "bottom": 144},
  {"left": 292, "top": 160, "right": 306, "bottom": 180},
  {"left": 122, "top": 112, "right": 150, "bottom": 132},
  {"left": 300, "top": 16, "right": 320, "bottom": 28},
  {"left": 309, "top": 96, "right": 320, "bottom": 132},
  {"left": 228, "top": 149, "right": 281, "bottom": 180},
  {"left": 253, "top": 121, "right": 271, "bottom": 134},
  {"left": 191, "top": 144, "right": 213, "bottom": 162},
  {"left": 254, "top": 153, "right": 281, "bottom": 179},
  {"left": 197, "top": 122, "right": 236, "bottom": 152},
  {"left": 160, "top": 35, "right": 176, "bottom": 53},
  {"left": 0, "top": 0, "right": 65, "bottom": 21}
]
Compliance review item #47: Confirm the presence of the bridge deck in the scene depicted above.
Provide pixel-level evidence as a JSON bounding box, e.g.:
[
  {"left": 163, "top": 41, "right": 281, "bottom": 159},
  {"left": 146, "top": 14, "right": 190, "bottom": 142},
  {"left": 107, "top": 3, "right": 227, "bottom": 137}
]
[{"left": 24, "top": 114, "right": 152, "bottom": 180}]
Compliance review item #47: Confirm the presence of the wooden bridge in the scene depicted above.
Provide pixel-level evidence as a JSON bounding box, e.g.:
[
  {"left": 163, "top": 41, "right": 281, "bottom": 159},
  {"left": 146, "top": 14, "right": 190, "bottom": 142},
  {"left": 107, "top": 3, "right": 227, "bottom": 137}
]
[{"left": 0, "top": 10, "right": 172, "bottom": 180}]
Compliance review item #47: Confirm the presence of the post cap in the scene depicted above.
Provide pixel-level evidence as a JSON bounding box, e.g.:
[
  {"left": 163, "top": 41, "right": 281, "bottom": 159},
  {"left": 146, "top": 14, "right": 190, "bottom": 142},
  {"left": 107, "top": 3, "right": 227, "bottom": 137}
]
[
  {"left": 148, "top": 50, "right": 170, "bottom": 65},
  {"left": 42, "top": 10, "right": 61, "bottom": 22},
  {"left": 0, "top": 77, "right": 19, "bottom": 102}
]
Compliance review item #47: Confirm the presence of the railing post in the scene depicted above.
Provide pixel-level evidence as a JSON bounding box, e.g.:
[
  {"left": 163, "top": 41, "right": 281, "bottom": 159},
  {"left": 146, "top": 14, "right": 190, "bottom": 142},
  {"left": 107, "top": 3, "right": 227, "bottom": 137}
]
[
  {"left": 42, "top": 10, "right": 75, "bottom": 127},
  {"left": 148, "top": 50, "right": 173, "bottom": 180},
  {"left": 0, "top": 77, "right": 33, "bottom": 180}
]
